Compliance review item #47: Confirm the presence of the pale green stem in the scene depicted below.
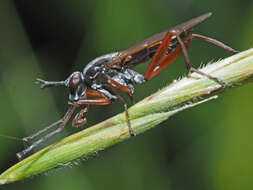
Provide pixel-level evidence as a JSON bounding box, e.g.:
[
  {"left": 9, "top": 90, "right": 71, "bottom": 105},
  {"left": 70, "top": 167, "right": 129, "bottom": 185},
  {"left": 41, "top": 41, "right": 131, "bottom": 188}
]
[{"left": 0, "top": 49, "right": 253, "bottom": 185}]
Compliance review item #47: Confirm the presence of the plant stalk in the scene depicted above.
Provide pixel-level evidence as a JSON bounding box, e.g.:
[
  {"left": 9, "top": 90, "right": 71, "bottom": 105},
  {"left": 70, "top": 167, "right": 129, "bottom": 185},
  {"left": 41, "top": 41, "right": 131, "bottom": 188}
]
[{"left": 0, "top": 49, "right": 253, "bottom": 185}]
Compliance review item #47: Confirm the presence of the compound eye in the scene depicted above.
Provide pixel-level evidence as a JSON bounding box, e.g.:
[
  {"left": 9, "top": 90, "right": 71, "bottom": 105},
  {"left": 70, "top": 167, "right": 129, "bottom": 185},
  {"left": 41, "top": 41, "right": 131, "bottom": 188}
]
[{"left": 69, "top": 72, "right": 81, "bottom": 89}]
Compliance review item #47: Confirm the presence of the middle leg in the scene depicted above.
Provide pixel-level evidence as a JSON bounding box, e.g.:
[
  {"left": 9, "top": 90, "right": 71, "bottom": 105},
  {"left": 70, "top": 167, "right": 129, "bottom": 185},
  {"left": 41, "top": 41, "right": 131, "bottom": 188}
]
[{"left": 107, "top": 79, "right": 135, "bottom": 136}]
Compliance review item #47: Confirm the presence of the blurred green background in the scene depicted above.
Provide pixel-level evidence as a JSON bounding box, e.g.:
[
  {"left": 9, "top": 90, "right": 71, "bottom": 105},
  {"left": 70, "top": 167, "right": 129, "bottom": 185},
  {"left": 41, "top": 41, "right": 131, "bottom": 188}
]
[{"left": 0, "top": 0, "right": 253, "bottom": 189}]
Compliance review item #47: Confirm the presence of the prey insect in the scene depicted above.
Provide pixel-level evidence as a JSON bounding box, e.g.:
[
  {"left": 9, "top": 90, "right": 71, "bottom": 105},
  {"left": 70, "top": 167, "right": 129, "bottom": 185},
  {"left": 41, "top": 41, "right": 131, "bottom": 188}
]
[{"left": 16, "top": 12, "right": 238, "bottom": 159}]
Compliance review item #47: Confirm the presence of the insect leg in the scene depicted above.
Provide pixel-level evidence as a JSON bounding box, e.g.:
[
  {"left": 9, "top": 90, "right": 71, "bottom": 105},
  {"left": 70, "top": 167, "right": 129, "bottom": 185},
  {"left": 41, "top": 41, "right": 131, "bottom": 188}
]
[
  {"left": 107, "top": 79, "right": 135, "bottom": 136},
  {"left": 86, "top": 89, "right": 106, "bottom": 99},
  {"left": 75, "top": 98, "right": 112, "bottom": 106},
  {"left": 16, "top": 105, "right": 77, "bottom": 160},
  {"left": 107, "top": 79, "right": 134, "bottom": 103},
  {"left": 72, "top": 106, "right": 89, "bottom": 127},
  {"left": 191, "top": 34, "right": 238, "bottom": 54},
  {"left": 175, "top": 33, "right": 227, "bottom": 86},
  {"left": 23, "top": 119, "right": 63, "bottom": 143},
  {"left": 145, "top": 32, "right": 175, "bottom": 80},
  {"left": 73, "top": 89, "right": 110, "bottom": 126},
  {"left": 73, "top": 90, "right": 115, "bottom": 126}
]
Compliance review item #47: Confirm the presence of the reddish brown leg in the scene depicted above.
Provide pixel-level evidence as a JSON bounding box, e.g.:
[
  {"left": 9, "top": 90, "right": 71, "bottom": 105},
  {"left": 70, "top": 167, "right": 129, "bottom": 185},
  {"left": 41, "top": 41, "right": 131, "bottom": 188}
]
[
  {"left": 71, "top": 90, "right": 107, "bottom": 127},
  {"left": 107, "top": 79, "right": 134, "bottom": 103},
  {"left": 107, "top": 79, "right": 135, "bottom": 136},
  {"left": 72, "top": 106, "right": 89, "bottom": 127},
  {"left": 145, "top": 31, "right": 193, "bottom": 80},
  {"left": 145, "top": 32, "right": 175, "bottom": 80},
  {"left": 145, "top": 29, "right": 233, "bottom": 86},
  {"left": 76, "top": 98, "right": 112, "bottom": 106},
  {"left": 175, "top": 33, "right": 227, "bottom": 86},
  {"left": 192, "top": 34, "right": 238, "bottom": 53},
  {"left": 147, "top": 45, "right": 187, "bottom": 79},
  {"left": 144, "top": 24, "right": 238, "bottom": 86},
  {"left": 72, "top": 90, "right": 112, "bottom": 127},
  {"left": 86, "top": 89, "right": 105, "bottom": 99},
  {"left": 76, "top": 90, "right": 130, "bottom": 132}
]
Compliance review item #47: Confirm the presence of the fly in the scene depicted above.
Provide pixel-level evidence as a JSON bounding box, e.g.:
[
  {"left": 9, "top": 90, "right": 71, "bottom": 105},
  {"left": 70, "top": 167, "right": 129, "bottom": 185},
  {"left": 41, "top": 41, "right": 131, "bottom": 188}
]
[{"left": 16, "top": 12, "right": 238, "bottom": 159}]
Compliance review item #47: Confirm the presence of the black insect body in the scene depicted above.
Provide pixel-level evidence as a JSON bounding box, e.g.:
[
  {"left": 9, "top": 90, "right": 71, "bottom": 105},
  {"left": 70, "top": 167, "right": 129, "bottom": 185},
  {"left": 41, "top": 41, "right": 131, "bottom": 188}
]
[{"left": 80, "top": 53, "right": 146, "bottom": 101}]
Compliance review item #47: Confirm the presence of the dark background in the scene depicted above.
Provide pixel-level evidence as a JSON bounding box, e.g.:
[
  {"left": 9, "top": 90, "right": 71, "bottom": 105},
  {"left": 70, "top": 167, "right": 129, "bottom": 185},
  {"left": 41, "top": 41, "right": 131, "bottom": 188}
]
[{"left": 0, "top": 0, "right": 253, "bottom": 189}]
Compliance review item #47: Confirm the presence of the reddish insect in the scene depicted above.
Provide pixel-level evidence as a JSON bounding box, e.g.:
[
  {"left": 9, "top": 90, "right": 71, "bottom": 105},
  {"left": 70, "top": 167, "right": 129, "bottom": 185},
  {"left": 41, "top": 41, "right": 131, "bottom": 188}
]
[{"left": 17, "top": 12, "right": 238, "bottom": 159}]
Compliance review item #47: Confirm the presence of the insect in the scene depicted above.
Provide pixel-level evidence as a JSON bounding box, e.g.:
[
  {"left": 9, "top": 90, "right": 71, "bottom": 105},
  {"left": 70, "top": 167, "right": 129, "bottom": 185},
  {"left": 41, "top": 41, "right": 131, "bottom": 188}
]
[{"left": 16, "top": 12, "right": 238, "bottom": 159}]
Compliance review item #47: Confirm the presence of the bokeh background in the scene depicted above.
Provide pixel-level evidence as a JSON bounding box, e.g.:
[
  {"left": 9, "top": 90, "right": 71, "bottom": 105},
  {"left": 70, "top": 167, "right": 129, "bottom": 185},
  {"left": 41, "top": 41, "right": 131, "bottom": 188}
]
[{"left": 0, "top": 0, "right": 253, "bottom": 189}]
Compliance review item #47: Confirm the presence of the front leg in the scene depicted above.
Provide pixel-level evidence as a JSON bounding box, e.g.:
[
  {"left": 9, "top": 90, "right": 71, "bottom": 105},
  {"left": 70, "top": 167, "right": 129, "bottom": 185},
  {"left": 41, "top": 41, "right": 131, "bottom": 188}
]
[
  {"left": 71, "top": 90, "right": 112, "bottom": 127},
  {"left": 72, "top": 106, "right": 89, "bottom": 127},
  {"left": 16, "top": 104, "right": 78, "bottom": 160},
  {"left": 75, "top": 98, "right": 112, "bottom": 106}
]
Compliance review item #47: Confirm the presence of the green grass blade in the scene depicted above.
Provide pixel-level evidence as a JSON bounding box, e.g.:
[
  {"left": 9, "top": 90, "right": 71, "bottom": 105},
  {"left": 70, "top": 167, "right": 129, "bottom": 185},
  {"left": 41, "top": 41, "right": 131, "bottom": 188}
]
[{"left": 1, "top": 48, "right": 253, "bottom": 185}]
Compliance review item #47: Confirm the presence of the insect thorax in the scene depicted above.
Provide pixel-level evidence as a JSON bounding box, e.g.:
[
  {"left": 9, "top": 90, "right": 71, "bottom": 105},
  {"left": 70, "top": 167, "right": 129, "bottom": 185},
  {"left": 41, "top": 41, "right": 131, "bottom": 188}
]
[{"left": 82, "top": 52, "right": 145, "bottom": 98}]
